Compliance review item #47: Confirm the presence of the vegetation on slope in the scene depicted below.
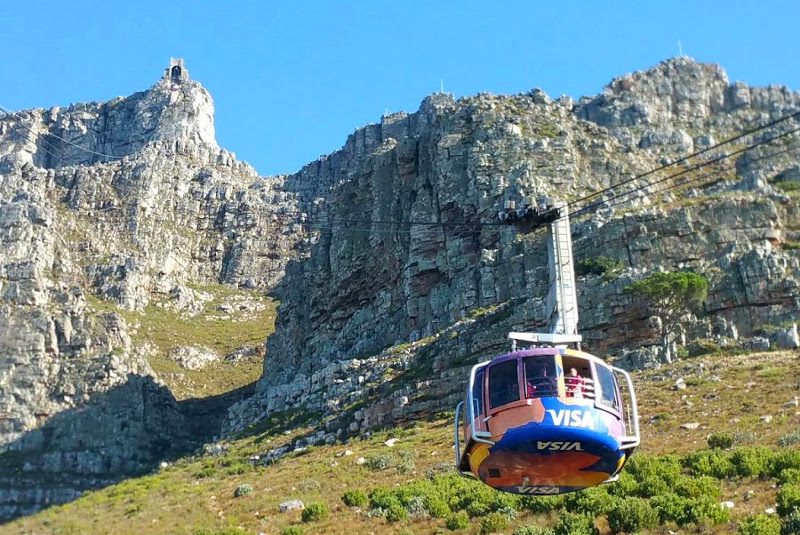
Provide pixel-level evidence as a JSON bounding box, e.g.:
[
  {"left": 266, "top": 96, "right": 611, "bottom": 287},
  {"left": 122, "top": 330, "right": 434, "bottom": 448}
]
[
  {"left": 3, "top": 349, "right": 799, "bottom": 535},
  {"left": 87, "top": 285, "right": 278, "bottom": 399}
]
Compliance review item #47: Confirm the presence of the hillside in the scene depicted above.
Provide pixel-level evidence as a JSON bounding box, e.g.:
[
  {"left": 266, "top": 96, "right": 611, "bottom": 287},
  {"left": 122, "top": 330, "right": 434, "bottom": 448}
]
[
  {"left": 0, "top": 56, "right": 799, "bottom": 521},
  {"left": 3, "top": 349, "right": 799, "bottom": 535}
]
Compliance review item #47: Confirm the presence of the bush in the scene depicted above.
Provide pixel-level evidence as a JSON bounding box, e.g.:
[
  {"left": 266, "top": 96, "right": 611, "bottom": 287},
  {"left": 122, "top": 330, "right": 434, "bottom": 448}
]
[
  {"left": 732, "top": 447, "right": 774, "bottom": 478},
  {"left": 479, "top": 512, "right": 509, "bottom": 534},
  {"left": 778, "top": 468, "right": 800, "bottom": 486},
  {"left": 342, "top": 489, "right": 368, "bottom": 507},
  {"left": 779, "top": 432, "right": 800, "bottom": 447},
  {"left": 369, "top": 488, "right": 402, "bottom": 510},
  {"left": 683, "top": 495, "right": 730, "bottom": 525},
  {"left": 683, "top": 449, "right": 735, "bottom": 479},
  {"left": 563, "top": 487, "right": 615, "bottom": 516},
  {"left": 577, "top": 256, "right": 624, "bottom": 280},
  {"left": 424, "top": 494, "right": 450, "bottom": 518},
  {"left": 364, "top": 454, "right": 396, "bottom": 471},
  {"left": 651, "top": 493, "right": 691, "bottom": 525},
  {"left": 607, "top": 471, "right": 638, "bottom": 497},
  {"left": 386, "top": 503, "right": 408, "bottom": 523},
  {"left": 195, "top": 466, "right": 217, "bottom": 478},
  {"left": 771, "top": 450, "right": 800, "bottom": 477},
  {"left": 520, "top": 494, "right": 564, "bottom": 514},
  {"left": 495, "top": 505, "right": 517, "bottom": 520},
  {"left": 396, "top": 457, "right": 416, "bottom": 474},
  {"left": 777, "top": 483, "right": 800, "bottom": 517},
  {"left": 783, "top": 509, "right": 800, "bottom": 535},
  {"left": 554, "top": 512, "right": 598, "bottom": 535},
  {"left": 708, "top": 432, "right": 734, "bottom": 450},
  {"left": 280, "top": 527, "right": 304, "bottom": 535},
  {"left": 607, "top": 497, "right": 659, "bottom": 533},
  {"left": 627, "top": 454, "right": 682, "bottom": 485},
  {"left": 301, "top": 502, "right": 329, "bottom": 522},
  {"left": 672, "top": 475, "right": 721, "bottom": 499},
  {"left": 737, "top": 513, "right": 781, "bottom": 535},
  {"left": 233, "top": 484, "right": 253, "bottom": 497},
  {"left": 466, "top": 500, "right": 491, "bottom": 518},
  {"left": 636, "top": 476, "right": 670, "bottom": 498},
  {"left": 445, "top": 511, "right": 470, "bottom": 531},
  {"left": 513, "top": 527, "right": 555, "bottom": 535}
]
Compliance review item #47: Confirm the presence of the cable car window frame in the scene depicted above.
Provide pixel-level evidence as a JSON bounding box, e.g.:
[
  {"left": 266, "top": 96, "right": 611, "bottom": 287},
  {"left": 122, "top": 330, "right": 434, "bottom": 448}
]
[
  {"left": 523, "top": 355, "right": 559, "bottom": 399},
  {"left": 487, "top": 358, "right": 522, "bottom": 410},
  {"left": 472, "top": 368, "right": 486, "bottom": 423},
  {"left": 591, "top": 360, "right": 622, "bottom": 416}
]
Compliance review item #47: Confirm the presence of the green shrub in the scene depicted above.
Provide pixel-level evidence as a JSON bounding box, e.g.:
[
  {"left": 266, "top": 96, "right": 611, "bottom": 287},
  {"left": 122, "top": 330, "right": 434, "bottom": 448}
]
[
  {"left": 466, "top": 500, "right": 491, "bottom": 517},
  {"left": 777, "top": 483, "right": 800, "bottom": 517},
  {"left": 688, "top": 339, "right": 722, "bottom": 357},
  {"left": 554, "top": 512, "right": 598, "bottom": 535},
  {"left": 386, "top": 503, "right": 408, "bottom": 523},
  {"left": 424, "top": 494, "right": 450, "bottom": 518},
  {"left": 607, "top": 471, "right": 638, "bottom": 497},
  {"left": 607, "top": 497, "right": 659, "bottom": 533},
  {"left": 396, "top": 457, "right": 416, "bottom": 474},
  {"left": 778, "top": 468, "right": 800, "bottom": 486},
  {"left": 683, "top": 449, "right": 735, "bottom": 479},
  {"left": 342, "top": 489, "right": 368, "bottom": 507},
  {"left": 737, "top": 513, "right": 781, "bottom": 535},
  {"left": 301, "top": 502, "right": 329, "bottom": 522},
  {"left": 369, "top": 488, "right": 402, "bottom": 510},
  {"left": 779, "top": 432, "right": 800, "bottom": 447},
  {"left": 684, "top": 495, "right": 730, "bottom": 525},
  {"left": 577, "top": 256, "right": 624, "bottom": 280},
  {"left": 772, "top": 450, "right": 800, "bottom": 477},
  {"left": 479, "top": 512, "right": 509, "bottom": 534},
  {"left": 732, "top": 447, "right": 774, "bottom": 478},
  {"left": 495, "top": 505, "right": 518, "bottom": 520},
  {"left": 672, "top": 475, "right": 721, "bottom": 499},
  {"left": 708, "top": 432, "right": 734, "bottom": 449},
  {"left": 627, "top": 454, "right": 682, "bottom": 484},
  {"left": 195, "top": 466, "right": 217, "bottom": 478},
  {"left": 193, "top": 529, "right": 248, "bottom": 535},
  {"left": 280, "top": 527, "right": 304, "bottom": 535},
  {"left": 445, "top": 511, "right": 470, "bottom": 531},
  {"left": 783, "top": 509, "right": 800, "bottom": 535},
  {"left": 426, "top": 461, "right": 454, "bottom": 478},
  {"left": 563, "top": 487, "right": 615, "bottom": 515},
  {"left": 233, "top": 483, "right": 253, "bottom": 497},
  {"left": 364, "top": 454, "right": 396, "bottom": 471},
  {"left": 636, "top": 476, "right": 670, "bottom": 498},
  {"left": 520, "top": 494, "right": 564, "bottom": 514},
  {"left": 513, "top": 527, "right": 555, "bottom": 535},
  {"left": 650, "top": 492, "right": 691, "bottom": 525}
]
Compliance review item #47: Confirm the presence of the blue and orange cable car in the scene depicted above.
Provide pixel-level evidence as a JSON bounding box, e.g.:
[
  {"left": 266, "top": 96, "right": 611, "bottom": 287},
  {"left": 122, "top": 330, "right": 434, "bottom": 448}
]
[{"left": 454, "top": 333, "right": 640, "bottom": 495}]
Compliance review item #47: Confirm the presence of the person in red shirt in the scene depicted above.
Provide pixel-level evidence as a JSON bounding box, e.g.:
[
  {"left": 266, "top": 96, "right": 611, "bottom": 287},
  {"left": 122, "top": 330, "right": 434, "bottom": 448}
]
[{"left": 565, "top": 367, "right": 585, "bottom": 398}]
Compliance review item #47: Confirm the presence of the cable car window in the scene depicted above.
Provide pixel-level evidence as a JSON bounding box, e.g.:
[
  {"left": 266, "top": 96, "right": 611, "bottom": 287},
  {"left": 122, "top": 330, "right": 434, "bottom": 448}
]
[
  {"left": 595, "top": 364, "right": 619, "bottom": 410},
  {"left": 488, "top": 360, "right": 520, "bottom": 408},
  {"left": 472, "top": 369, "right": 485, "bottom": 420},
  {"left": 524, "top": 356, "right": 558, "bottom": 398}
]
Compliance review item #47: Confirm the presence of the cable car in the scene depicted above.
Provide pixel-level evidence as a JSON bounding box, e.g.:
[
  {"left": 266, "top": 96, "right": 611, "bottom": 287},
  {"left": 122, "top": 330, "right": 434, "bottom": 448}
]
[{"left": 454, "top": 333, "right": 640, "bottom": 495}]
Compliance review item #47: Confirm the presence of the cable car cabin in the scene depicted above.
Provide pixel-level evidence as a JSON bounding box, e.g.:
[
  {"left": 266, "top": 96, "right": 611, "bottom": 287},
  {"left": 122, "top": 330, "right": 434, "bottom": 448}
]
[{"left": 454, "top": 340, "right": 640, "bottom": 496}]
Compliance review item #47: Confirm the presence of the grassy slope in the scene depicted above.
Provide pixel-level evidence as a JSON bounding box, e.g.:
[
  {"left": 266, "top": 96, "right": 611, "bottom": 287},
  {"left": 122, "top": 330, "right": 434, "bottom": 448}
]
[
  {"left": 3, "top": 350, "right": 798, "bottom": 535},
  {"left": 88, "top": 286, "right": 278, "bottom": 400}
]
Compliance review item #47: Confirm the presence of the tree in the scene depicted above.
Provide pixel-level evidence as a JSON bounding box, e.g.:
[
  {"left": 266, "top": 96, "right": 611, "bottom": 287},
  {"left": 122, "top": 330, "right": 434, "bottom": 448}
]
[{"left": 626, "top": 271, "right": 708, "bottom": 363}]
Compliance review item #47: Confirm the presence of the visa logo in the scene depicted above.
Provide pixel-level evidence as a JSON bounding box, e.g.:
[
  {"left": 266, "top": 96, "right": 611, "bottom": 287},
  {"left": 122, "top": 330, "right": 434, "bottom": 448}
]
[
  {"left": 537, "top": 441, "right": 583, "bottom": 451},
  {"left": 546, "top": 409, "right": 594, "bottom": 430}
]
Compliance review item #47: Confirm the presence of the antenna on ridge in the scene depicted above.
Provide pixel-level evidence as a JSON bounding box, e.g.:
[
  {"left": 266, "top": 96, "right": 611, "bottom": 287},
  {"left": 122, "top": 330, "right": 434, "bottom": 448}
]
[
  {"left": 440, "top": 78, "right": 444, "bottom": 93},
  {"left": 678, "top": 40, "right": 683, "bottom": 57}
]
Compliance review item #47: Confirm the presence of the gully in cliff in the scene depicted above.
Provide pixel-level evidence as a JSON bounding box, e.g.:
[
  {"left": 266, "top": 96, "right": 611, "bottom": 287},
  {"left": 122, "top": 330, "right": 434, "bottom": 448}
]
[{"left": 454, "top": 198, "right": 641, "bottom": 495}]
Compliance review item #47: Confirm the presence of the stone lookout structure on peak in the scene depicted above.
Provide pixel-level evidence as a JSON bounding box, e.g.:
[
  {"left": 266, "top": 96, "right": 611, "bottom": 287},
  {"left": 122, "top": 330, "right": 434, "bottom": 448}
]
[{"left": 164, "top": 58, "right": 189, "bottom": 84}]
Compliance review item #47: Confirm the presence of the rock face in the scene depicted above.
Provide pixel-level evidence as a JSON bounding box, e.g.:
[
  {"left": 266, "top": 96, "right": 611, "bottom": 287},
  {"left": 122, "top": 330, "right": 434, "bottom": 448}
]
[
  {"left": 0, "top": 62, "right": 307, "bottom": 520},
  {"left": 224, "top": 57, "right": 800, "bottom": 437},
  {"left": 1, "top": 56, "right": 799, "bottom": 519}
]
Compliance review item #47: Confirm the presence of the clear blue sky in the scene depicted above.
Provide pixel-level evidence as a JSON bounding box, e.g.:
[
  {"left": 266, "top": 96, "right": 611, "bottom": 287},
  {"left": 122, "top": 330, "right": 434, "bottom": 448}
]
[{"left": 2, "top": 1, "right": 798, "bottom": 176}]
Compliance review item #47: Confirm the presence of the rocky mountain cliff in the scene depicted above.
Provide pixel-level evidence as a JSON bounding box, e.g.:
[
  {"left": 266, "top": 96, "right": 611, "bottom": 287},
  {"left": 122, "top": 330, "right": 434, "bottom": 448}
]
[{"left": 1, "top": 57, "right": 798, "bottom": 521}]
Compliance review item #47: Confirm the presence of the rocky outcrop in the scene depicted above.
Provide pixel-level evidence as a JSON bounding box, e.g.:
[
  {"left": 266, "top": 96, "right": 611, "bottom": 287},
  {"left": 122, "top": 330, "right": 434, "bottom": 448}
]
[{"left": 224, "top": 57, "right": 800, "bottom": 438}]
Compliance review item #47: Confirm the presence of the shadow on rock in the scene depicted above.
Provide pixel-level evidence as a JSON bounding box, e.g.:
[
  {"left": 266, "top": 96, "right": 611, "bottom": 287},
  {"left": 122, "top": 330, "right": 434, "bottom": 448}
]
[{"left": 0, "top": 374, "right": 252, "bottom": 523}]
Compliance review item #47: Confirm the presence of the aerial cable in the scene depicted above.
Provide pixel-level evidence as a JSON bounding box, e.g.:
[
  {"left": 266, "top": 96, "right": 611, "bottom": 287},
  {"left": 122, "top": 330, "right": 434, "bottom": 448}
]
[
  {"left": 595, "top": 142, "right": 800, "bottom": 214},
  {"left": 566, "top": 124, "right": 800, "bottom": 220},
  {"left": 564, "top": 108, "right": 800, "bottom": 210}
]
